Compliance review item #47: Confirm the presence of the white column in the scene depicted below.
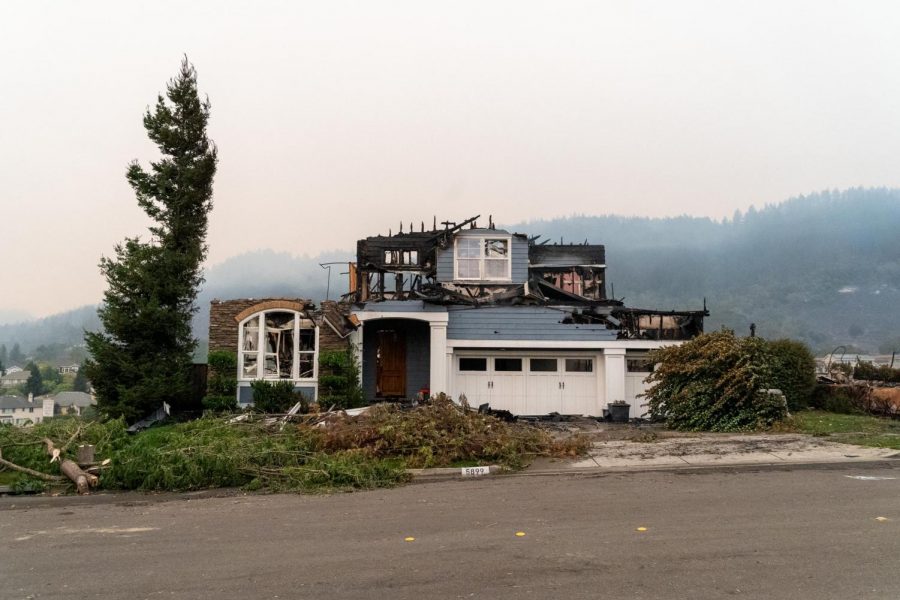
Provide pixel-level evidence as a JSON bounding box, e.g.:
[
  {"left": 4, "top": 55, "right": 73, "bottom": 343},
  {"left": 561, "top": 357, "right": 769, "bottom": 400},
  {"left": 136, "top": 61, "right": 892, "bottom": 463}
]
[
  {"left": 429, "top": 322, "right": 448, "bottom": 397},
  {"left": 604, "top": 348, "right": 627, "bottom": 414},
  {"left": 349, "top": 323, "right": 364, "bottom": 391}
]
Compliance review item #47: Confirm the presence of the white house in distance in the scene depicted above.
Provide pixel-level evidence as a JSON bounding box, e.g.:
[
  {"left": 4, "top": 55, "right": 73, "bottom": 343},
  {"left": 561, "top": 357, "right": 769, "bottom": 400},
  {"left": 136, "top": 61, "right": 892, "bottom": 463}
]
[
  {"left": 0, "top": 394, "right": 47, "bottom": 425},
  {"left": 0, "top": 370, "right": 30, "bottom": 389},
  {"left": 0, "top": 391, "right": 94, "bottom": 426}
]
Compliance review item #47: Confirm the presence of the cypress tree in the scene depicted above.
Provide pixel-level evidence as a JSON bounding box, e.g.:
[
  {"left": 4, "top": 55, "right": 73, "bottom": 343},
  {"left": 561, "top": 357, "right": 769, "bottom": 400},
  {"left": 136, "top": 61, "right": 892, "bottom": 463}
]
[{"left": 85, "top": 58, "right": 217, "bottom": 422}]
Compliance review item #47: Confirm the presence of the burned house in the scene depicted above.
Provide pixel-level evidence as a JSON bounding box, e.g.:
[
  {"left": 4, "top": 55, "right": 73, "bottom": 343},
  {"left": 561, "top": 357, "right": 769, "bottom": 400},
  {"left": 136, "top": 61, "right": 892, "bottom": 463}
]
[{"left": 209, "top": 216, "right": 706, "bottom": 418}]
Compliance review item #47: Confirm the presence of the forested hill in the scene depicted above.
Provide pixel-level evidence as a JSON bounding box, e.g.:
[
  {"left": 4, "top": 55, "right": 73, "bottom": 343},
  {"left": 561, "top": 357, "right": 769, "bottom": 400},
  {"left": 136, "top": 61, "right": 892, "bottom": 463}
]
[
  {"left": 2, "top": 188, "right": 899, "bottom": 358},
  {"left": 506, "top": 188, "right": 900, "bottom": 353}
]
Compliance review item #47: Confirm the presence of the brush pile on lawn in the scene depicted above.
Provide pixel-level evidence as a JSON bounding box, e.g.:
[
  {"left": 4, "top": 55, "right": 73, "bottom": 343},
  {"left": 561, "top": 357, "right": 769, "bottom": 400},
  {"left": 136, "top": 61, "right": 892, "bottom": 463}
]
[{"left": 0, "top": 397, "right": 588, "bottom": 495}]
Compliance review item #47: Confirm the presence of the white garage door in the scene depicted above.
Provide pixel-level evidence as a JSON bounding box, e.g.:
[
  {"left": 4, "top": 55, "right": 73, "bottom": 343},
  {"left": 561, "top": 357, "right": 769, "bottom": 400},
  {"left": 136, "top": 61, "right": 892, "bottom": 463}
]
[
  {"left": 625, "top": 357, "right": 654, "bottom": 418},
  {"left": 454, "top": 354, "right": 599, "bottom": 416}
]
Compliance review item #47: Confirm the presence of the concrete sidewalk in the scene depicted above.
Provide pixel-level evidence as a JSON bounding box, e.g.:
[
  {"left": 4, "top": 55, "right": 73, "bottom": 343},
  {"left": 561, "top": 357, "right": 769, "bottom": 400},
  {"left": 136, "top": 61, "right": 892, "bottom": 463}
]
[{"left": 530, "top": 433, "right": 900, "bottom": 473}]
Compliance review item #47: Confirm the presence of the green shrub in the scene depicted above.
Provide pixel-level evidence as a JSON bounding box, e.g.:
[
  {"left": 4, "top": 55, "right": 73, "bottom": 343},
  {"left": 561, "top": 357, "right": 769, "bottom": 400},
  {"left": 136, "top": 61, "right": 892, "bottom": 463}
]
[
  {"left": 853, "top": 361, "right": 900, "bottom": 383},
  {"left": 767, "top": 339, "right": 817, "bottom": 410},
  {"left": 810, "top": 384, "right": 865, "bottom": 414},
  {"left": 206, "top": 350, "right": 238, "bottom": 395},
  {"left": 317, "top": 348, "right": 365, "bottom": 410},
  {"left": 645, "top": 330, "right": 787, "bottom": 431},
  {"left": 250, "top": 380, "right": 302, "bottom": 413},
  {"left": 203, "top": 351, "right": 239, "bottom": 414},
  {"left": 202, "top": 394, "right": 238, "bottom": 413}
]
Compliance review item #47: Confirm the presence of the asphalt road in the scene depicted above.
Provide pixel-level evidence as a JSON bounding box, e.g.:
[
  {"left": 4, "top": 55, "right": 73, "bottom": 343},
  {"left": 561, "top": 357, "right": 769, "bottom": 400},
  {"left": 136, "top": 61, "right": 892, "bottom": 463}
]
[{"left": 1, "top": 464, "right": 899, "bottom": 600}]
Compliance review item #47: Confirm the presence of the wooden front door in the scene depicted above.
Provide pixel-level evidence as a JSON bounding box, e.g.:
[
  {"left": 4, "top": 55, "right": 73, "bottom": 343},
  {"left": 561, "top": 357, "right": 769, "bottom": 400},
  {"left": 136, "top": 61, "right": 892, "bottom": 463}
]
[{"left": 376, "top": 330, "right": 406, "bottom": 397}]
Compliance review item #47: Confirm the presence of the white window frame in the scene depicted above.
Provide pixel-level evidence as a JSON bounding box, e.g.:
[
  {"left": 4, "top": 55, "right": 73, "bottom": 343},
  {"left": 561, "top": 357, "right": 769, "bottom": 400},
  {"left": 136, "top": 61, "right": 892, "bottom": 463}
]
[
  {"left": 237, "top": 310, "right": 319, "bottom": 382},
  {"left": 453, "top": 235, "right": 512, "bottom": 282}
]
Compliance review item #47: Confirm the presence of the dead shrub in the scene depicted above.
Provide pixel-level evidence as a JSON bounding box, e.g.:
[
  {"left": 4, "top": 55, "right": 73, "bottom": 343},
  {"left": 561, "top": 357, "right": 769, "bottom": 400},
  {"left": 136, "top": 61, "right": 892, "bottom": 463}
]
[{"left": 310, "top": 396, "right": 588, "bottom": 469}]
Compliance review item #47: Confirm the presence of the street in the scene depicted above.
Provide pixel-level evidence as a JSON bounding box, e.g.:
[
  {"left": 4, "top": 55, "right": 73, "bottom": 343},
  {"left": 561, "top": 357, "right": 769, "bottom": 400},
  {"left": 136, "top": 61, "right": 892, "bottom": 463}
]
[{"left": 2, "top": 464, "right": 899, "bottom": 599}]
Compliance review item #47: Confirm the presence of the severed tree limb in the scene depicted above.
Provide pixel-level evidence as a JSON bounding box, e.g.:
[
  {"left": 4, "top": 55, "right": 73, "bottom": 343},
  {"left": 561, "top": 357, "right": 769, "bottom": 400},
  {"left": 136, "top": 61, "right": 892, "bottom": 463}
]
[
  {"left": 60, "top": 425, "right": 83, "bottom": 454},
  {"left": 0, "top": 449, "right": 65, "bottom": 482},
  {"left": 43, "top": 438, "right": 96, "bottom": 494}
]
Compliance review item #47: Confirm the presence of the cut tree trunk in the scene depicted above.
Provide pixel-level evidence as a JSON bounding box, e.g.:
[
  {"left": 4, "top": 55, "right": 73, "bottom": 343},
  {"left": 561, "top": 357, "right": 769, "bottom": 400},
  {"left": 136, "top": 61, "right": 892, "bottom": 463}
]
[{"left": 43, "top": 438, "right": 97, "bottom": 495}]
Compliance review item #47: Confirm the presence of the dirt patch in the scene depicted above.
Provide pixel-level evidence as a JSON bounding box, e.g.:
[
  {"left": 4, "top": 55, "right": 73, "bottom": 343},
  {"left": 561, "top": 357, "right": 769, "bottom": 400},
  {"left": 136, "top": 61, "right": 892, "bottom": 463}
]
[
  {"left": 530, "top": 417, "right": 700, "bottom": 442},
  {"left": 528, "top": 418, "right": 898, "bottom": 466}
]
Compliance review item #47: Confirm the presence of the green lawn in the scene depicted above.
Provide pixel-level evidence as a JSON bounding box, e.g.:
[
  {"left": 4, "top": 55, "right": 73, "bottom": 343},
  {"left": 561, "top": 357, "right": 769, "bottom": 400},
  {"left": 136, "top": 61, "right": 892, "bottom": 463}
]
[
  {"left": 793, "top": 410, "right": 900, "bottom": 450},
  {"left": 0, "top": 471, "right": 20, "bottom": 486}
]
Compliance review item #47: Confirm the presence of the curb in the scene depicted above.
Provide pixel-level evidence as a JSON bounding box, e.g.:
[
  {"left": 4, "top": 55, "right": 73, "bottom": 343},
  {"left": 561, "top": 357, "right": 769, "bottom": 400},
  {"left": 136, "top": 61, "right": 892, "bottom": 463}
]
[
  {"left": 511, "top": 456, "right": 900, "bottom": 478},
  {"left": 407, "top": 465, "right": 505, "bottom": 483}
]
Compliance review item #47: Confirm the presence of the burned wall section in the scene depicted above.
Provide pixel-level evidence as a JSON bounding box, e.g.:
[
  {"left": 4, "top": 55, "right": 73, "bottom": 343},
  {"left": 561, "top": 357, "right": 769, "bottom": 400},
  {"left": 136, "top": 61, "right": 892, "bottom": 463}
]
[{"left": 208, "top": 298, "right": 350, "bottom": 359}]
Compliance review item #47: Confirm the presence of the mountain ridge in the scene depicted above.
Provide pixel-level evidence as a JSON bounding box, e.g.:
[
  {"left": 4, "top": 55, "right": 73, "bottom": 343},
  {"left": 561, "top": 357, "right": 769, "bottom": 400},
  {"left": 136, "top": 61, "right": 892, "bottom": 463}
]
[{"left": 3, "top": 188, "right": 898, "bottom": 358}]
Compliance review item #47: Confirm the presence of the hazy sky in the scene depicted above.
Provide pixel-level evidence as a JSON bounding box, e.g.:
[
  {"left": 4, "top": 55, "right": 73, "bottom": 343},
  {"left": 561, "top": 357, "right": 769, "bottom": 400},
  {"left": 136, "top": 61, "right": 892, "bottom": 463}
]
[{"left": 3, "top": 1, "right": 900, "bottom": 318}]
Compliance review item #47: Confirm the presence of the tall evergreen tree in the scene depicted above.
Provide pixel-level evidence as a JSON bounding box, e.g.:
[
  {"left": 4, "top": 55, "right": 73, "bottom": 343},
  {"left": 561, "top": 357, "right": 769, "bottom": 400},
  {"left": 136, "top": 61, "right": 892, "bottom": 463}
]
[
  {"left": 24, "top": 362, "right": 43, "bottom": 397},
  {"left": 9, "top": 343, "right": 24, "bottom": 366},
  {"left": 72, "top": 365, "right": 89, "bottom": 393},
  {"left": 84, "top": 58, "right": 217, "bottom": 422},
  {"left": 0, "top": 344, "right": 7, "bottom": 368}
]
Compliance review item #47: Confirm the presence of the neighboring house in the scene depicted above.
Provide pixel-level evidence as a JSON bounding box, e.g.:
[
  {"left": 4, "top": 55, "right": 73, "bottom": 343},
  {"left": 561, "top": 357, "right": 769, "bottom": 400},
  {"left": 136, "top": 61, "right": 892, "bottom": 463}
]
[
  {"left": 57, "top": 364, "right": 80, "bottom": 375},
  {"left": 209, "top": 216, "right": 707, "bottom": 418},
  {"left": 0, "top": 392, "right": 96, "bottom": 426},
  {"left": 51, "top": 391, "right": 94, "bottom": 416},
  {"left": 5, "top": 365, "right": 23, "bottom": 374},
  {"left": 0, "top": 394, "right": 44, "bottom": 425},
  {"left": 0, "top": 370, "right": 30, "bottom": 389}
]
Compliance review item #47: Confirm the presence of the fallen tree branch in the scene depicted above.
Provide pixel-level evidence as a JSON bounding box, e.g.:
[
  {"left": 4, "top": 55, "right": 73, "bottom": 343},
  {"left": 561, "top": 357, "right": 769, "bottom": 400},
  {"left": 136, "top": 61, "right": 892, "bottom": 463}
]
[
  {"left": 0, "top": 449, "right": 65, "bottom": 482},
  {"left": 60, "top": 425, "right": 83, "bottom": 454},
  {"left": 43, "top": 438, "right": 96, "bottom": 494}
]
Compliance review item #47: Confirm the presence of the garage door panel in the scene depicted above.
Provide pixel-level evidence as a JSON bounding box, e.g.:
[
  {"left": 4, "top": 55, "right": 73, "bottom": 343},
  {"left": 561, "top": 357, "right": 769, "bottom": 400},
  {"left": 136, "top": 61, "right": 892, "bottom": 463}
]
[{"left": 455, "top": 353, "right": 600, "bottom": 417}]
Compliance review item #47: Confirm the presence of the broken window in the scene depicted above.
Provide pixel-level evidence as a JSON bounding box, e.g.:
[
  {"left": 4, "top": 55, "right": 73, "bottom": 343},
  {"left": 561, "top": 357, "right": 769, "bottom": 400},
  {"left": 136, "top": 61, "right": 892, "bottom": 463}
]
[
  {"left": 241, "top": 316, "right": 260, "bottom": 378},
  {"left": 264, "top": 312, "right": 294, "bottom": 379},
  {"left": 238, "top": 311, "right": 318, "bottom": 380},
  {"left": 383, "top": 249, "right": 420, "bottom": 267},
  {"left": 455, "top": 237, "right": 511, "bottom": 280}
]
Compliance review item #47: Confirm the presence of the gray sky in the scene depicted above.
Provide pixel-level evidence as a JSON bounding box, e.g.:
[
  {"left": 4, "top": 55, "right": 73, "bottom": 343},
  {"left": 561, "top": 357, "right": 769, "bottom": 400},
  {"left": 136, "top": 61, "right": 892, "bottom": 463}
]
[{"left": 3, "top": 1, "right": 900, "bottom": 318}]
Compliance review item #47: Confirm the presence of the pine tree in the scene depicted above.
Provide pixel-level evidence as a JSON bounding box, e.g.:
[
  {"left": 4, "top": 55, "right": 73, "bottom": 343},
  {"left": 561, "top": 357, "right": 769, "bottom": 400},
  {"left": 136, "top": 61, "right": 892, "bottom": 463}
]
[
  {"left": 84, "top": 58, "right": 217, "bottom": 422},
  {"left": 24, "top": 362, "right": 43, "bottom": 397},
  {"left": 73, "top": 365, "right": 89, "bottom": 393},
  {"left": 9, "top": 343, "right": 24, "bottom": 366}
]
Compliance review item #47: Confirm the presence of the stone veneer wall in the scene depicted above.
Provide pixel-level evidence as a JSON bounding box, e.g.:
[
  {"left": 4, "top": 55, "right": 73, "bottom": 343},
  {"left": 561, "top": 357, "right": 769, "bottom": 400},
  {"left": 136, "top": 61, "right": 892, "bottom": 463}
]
[{"left": 208, "top": 298, "right": 350, "bottom": 357}]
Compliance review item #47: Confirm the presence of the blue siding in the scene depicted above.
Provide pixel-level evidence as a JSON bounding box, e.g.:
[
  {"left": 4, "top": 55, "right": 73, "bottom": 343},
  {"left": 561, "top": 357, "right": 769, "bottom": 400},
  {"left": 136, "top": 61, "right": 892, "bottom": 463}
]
[
  {"left": 510, "top": 236, "right": 528, "bottom": 283},
  {"left": 435, "top": 230, "right": 528, "bottom": 284},
  {"left": 436, "top": 246, "right": 454, "bottom": 282},
  {"left": 238, "top": 384, "right": 316, "bottom": 406},
  {"left": 356, "top": 300, "right": 446, "bottom": 313},
  {"left": 362, "top": 319, "right": 431, "bottom": 399},
  {"left": 447, "top": 306, "right": 617, "bottom": 341}
]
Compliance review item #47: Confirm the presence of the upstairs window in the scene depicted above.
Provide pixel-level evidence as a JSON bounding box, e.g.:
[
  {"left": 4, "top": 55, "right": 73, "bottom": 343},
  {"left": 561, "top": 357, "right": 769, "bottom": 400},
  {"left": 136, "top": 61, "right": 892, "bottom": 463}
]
[
  {"left": 239, "top": 311, "right": 317, "bottom": 380},
  {"left": 455, "top": 237, "right": 511, "bottom": 281},
  {"left": 383, "top": 249, "right": 419, "bottom": 266}
]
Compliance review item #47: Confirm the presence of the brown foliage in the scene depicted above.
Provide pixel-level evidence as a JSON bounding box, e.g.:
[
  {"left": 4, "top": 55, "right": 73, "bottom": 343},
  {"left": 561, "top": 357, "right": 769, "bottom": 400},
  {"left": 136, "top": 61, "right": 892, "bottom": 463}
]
[{"left": 310, "top": 396, "right": 589, "bottom": 469}]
